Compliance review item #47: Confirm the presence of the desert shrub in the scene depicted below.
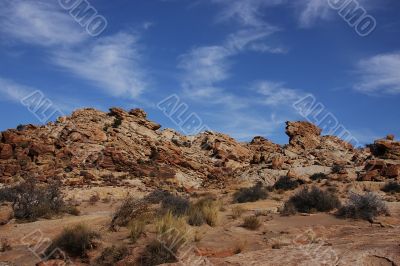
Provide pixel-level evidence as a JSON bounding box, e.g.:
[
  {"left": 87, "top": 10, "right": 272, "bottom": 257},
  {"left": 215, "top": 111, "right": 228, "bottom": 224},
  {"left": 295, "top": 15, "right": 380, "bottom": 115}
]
[
  {"left": 382, "top": 181, "right": 400, "bottom": 194},
  {"left": 274, "top": 176, "right": 300, "bottom": 191},
  {"left": 0, "top": 178, "right": 66, "bottom": 221},
  {"left": 233, "top": 182, "right": 268, "bottom": 203},
  {"left": 139, "top": 212, "right": 189, "bottom": 266},
  {"left": 128, "top": 218, "right": 146, "bottom": 243},
  {"left": 112, "top": 117, "right": 122, "bottom": 128},
  {"left": 138, "top": 240, "right": 177, "bottom": 266},
  {"left": 187, "top": 206, "right": 205, "bottom": 226},
  {"left": 110, "top": 196, "right": 149, "bottom": 230},
  {"left": 89, "top": 194, "right": 100, "bottom": 205},
  {"left": 331, "top": 164, "right": 344, "bottom": 174},
  {"left": 242, "top": 216, "right": 261, "bottom": 230},
  {"left": 94, "top": 245, "right": 129, "bottom": 266},
  {"left": 337, "top": 193, "right": 389, "bottom": 221},
  {"left": 310, "top": 173, "right": 328, "bottom": 181},
  {"left": 46, "top": 224, "right": 100, "bottom": 258},
  {"left": 187, "top": 197, "right": 219, "bottom": 226},
  {"left": 160, "top": 194, "right": 190, "bottom": 217},
  {"left": 280, "top": 201, "right": 297, "bottom": 216},
  {"left": 231, "top": 206, "right": 246, "bottom": 219},
  {"left": 156, "top": 211, "right": 189, "bottom": 249},
  {"left": 283, "top": 186, "right": 340, "bottom": 214},
  {"left": 64, "top": 205, "right": 80, "bottom": 216}
]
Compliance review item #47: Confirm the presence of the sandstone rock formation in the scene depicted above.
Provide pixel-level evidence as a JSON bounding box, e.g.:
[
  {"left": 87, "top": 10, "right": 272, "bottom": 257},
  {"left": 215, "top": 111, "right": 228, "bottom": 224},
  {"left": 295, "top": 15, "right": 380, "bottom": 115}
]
[{"left": 0, "top": 108, "right": 398, "bottom": 188}]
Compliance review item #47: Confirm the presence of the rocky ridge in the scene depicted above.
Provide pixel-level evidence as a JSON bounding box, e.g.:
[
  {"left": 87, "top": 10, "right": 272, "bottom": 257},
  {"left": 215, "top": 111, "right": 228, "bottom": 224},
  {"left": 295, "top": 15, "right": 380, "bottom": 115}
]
[{"left": 0, "top": 108, "right": 399, "bottom": 189}]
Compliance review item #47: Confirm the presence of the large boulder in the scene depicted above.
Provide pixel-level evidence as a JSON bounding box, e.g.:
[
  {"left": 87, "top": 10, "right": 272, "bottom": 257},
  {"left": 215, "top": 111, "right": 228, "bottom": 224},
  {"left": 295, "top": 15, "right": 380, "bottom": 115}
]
[
  {"left": 370, "top": 139, "right": 400, "bottom": 160},
  {"left": 286, "top": 121, "right": 322, "bottom": 150}
]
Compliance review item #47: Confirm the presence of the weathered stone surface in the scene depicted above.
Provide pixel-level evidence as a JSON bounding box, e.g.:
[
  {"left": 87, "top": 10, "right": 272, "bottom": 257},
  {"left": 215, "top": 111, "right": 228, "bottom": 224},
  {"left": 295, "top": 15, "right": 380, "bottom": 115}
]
[
  {"left": 286, "top": 121, "right": 322, "bottom": 150},
  {"left": 0, "top": 203, "right": 13, "bottom": 225},
  {"left": 0, "top": 144, "right": 13, "bottom": 160},
  {"left": 0, "top": 106, "right": 397, "bottom": 188},
  {"left": 370, "top": 139, "right": 400, "bottom": 160}
]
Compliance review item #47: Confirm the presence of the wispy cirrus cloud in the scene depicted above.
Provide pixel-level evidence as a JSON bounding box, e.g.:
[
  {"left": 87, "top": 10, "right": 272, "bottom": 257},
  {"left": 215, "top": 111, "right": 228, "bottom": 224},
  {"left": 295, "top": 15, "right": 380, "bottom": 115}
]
[
  {"left": 0, "top": 1, "right": 148, "bottom": 99},
  {"left": 0, "top": 77, "right": 85, "bottom": 112},
  {"left": 52, "top": 32, "right": 146, "bottom": 98},
  {"left": 354, "top": 51, "right": 400, "bottom": 95},
  {"left": 255, "top": 81, "right": 306, "bottom": 106},
  {"left": 211, "top": 0, "right": 285, "bottom": 27},
  {"left": 0, "top": 77, "right": 31, "bottom": 102},
  {"left": 297, "top": 0, "right": 332, "bottom": 28},
  {"left": 0, "top": 0, "right": 87, "bottom": 46}
]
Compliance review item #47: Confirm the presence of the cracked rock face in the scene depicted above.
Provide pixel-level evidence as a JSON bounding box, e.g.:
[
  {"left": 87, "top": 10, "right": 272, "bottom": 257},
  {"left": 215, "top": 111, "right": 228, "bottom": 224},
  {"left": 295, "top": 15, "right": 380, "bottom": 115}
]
[{"left": 0, "top": 107, "right": 398, "bottom": 188}]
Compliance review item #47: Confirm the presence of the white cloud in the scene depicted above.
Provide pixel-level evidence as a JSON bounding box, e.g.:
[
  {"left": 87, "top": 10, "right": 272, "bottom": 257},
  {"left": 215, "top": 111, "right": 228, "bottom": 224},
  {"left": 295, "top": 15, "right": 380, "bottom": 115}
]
[
  {"left": 354, "top": 51, "right": 400, "bottom": 95},
  {"left": 211, "top": 0, "right": 285, "bottom": 27},
  {"left": 0, "top": 77, "right": 83, "bottom": 112},
  {"left": 0, "top": 1, "right": 148, "bottom": 99},
  {"left": 0, "top": 78, "right": 31, "bottom": 102},
  {"left": 0, "top": 0, "right": 87, "bottom": 46},
  {"left": 52, "top": 32, "right": 146, "bottom": 98},
  {"left": 256, "top": 81, "right": 306, "bottom": 106},
  {"left": 248, "top": 43, "right": 288, "bottom": 54},
  {"left": 297, "top": 0, "right": 332, "bottom": 28}
]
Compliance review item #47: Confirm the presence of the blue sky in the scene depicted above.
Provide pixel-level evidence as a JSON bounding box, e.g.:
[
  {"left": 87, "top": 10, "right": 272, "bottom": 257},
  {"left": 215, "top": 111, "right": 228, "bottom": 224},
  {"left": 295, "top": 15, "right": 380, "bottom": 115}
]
[{"left": 0, "top": 0, "right": 399, "bottom": 144}]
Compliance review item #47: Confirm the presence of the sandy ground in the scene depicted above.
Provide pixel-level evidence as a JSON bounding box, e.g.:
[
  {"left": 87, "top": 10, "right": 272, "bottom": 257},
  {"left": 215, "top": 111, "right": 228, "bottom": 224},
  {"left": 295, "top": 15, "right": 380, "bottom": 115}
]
[{"left": 0, "top": 187, "right": 399, "bottom": 266}]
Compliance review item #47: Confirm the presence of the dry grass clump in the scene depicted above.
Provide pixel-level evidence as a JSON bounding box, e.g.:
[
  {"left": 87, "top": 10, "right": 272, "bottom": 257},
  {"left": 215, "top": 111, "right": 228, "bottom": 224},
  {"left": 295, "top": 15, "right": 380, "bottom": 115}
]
[
  {"left": 233, "top": 182, "right": 268, "bottom": 203},
  {"left": 337, "top": 192, "right": 389, "bottom": 221},
  {"left": 110, "top": 196, "right": 149, "bottom": 230},
  {"left": 231, "top": 206, "right": 246, "bottom": 219},
  {"left": 93, "top": 245, "right": 129, "bottom": 266},
  {"left": 139, "top": 211, "right": 189, "bottom": 266},
  {"left": 242, "top": 216, "right": 262, "bottom": 230},
  {"left": 138, "top": 240, "right": 177, "bottom": 266},
  {"left": 282, "top": 186, "right": 340, "bottom": 215},
  {"left": 187, "top": 197, "right": 219, "bottom": 226},
  {"left": 46, "top": 224, "right": 100, "bottom": 258},
  {"left": 128, "top": 218, "right": 146, "bottom": 243}
]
